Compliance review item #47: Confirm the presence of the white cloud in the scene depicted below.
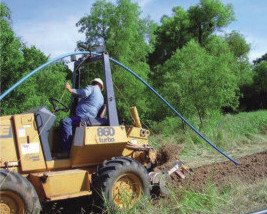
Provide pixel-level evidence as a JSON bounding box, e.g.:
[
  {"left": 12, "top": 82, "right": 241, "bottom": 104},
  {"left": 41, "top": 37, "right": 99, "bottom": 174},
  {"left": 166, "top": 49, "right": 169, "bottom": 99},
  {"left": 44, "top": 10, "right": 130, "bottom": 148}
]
[
  {"left": 14, "top": 15, "right": 85, "bottom": 58},
  {"left": 136, "top": 0, "right": 153, "bottom": 7}
]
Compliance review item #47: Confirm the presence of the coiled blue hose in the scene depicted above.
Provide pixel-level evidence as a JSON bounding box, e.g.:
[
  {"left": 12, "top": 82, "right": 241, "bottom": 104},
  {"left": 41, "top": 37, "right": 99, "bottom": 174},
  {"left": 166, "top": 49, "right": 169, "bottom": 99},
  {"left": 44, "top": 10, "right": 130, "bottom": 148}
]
[{"left": 0, "top": 52, "right": 239, "bottom": 165}]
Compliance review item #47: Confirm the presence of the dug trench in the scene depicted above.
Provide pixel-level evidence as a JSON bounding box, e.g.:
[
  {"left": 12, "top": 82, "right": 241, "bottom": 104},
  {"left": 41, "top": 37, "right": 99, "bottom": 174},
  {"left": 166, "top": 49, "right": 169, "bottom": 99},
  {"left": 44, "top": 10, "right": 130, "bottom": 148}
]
[{"left": 155, "top": 143, "right": 267, "bottom": 192}]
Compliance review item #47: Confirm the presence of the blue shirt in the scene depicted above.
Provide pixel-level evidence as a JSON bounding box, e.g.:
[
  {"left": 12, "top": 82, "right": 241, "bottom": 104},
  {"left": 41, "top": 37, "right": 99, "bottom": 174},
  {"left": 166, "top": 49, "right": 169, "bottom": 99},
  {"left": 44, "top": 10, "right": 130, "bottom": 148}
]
[{"left": 72, "top": 85, "right": 104, "bottom": 120}]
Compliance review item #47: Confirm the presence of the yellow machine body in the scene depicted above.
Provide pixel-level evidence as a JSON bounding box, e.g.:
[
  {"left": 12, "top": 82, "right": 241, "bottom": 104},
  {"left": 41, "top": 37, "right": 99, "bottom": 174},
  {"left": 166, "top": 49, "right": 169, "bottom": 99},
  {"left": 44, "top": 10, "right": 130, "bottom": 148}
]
[
  {"left": 13, "top": 114, "right": 46, "bottom": 172},
  {"left": 70, "top": 126, "right": 128, "bottom": 167},
  {"left": 0, "top": 116, "right": 19, "bottom": 170},
  {"left": 29, "top": 169, "right": 91, "bottom": 201},
  {"left": 0, "top": 106, "right": 154, "bottom": 202}
]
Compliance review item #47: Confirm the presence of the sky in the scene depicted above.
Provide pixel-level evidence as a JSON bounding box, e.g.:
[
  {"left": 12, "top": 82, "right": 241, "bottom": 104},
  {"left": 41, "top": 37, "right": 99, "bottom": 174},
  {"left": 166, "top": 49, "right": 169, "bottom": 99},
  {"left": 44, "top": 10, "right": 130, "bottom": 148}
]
[{"left": 3, "top": 0, "right": 267, "bottom": 63}]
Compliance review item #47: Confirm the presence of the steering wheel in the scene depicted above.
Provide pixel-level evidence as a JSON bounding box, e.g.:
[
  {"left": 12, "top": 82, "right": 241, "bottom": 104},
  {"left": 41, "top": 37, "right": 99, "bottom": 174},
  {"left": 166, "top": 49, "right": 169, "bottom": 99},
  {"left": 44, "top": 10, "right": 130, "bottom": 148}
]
[{"left": 49, "top": 98, "right": 69, "bottom": 113}]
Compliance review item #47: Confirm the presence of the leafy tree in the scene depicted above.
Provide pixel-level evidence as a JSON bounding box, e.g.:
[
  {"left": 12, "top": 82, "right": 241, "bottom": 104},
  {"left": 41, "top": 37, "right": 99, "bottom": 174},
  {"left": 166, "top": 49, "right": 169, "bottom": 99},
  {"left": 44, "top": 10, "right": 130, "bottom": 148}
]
[
  {"left": 221, "top": 31, "right": 252, "bottom": 113},
  {"left": 76, "top": 0, "right": 115, "bottom": 51},
  {"left": 188, "top": 0, "right": 235, "bottom": 45},
  {"left": 147, "top": 1, "right": 238, "bottom": 111},
  {"left": 206, "top": 34, "right": 252, "bottom": 87},
  {"left": 0, "top": 3, "right": 10, "bottom": 20},
  {"left": 1, "top": 45, "right": 71, "bottom": 118},
  {"left": 253, "top": 53, "right": 267, "bottom": 65},
  {"left": 18, "top": 46, "right": 71, "bottom": 113},
  {"left": 240, "top": 60, "right": 267, "bottom": 111},
  {"left": 253, "top": 61, "right": 267, "bottom": 109},
  {"left": 76, "top": 0, "right": 154, "bottom": 60},
  {"left": 0, "top": 3, "right": 24, "bottom": 92},
  {"left": 0, "top": 3, "right": 71, "bottom": 119},
  {"left": 149, "top": 0, "right": 235, "bottom": 71},
  {"left": 161, "top": 39, "right": 239, "bottom": 124},
  {"left": 224, "top": 31, "right": 250, "bottom": 61},
  {"left": 148, "top": 7, "right": 191, "bottom": 73},
  {"left": 76, "top": 0, "right": 154, "bottom": 122}
]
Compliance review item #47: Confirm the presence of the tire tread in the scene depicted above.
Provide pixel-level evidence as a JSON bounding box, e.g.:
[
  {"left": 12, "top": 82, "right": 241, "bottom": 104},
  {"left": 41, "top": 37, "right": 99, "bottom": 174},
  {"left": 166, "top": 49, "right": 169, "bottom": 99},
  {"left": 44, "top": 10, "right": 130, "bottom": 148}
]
[
  {"left": 95, "top": 157, "right": 151, "bottom": 207},
  {"left": 0, "top": 170, "right": 41, "bottom": 214}
]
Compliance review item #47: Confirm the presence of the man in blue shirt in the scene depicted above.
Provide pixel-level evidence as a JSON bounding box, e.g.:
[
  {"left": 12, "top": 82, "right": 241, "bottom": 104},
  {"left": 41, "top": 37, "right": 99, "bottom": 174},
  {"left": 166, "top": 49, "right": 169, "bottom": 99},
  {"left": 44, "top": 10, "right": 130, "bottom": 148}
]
[{"left": 60, "top": 78, "right": 104, "bottom": 154}]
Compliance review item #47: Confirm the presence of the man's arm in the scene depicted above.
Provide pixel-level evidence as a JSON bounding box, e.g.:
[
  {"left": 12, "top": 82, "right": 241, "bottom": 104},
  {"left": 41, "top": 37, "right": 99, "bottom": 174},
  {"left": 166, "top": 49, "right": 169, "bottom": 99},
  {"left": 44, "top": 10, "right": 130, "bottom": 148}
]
[{"left": 64, "top": 82, "right": 92, "bottom": 98}]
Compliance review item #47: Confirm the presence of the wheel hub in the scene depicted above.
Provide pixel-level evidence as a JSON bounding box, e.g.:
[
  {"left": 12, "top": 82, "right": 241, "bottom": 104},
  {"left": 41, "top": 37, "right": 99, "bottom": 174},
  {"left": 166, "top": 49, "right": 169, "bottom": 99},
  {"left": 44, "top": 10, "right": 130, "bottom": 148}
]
[
  {"left": 112, "top": 173, "right": 142, "bottom": 208},
  {"left": 0, "top": 202, "right": 11, "bottom": 214},
  {"left": 0, "top": 191, "right": 25, "bottom": 214}
]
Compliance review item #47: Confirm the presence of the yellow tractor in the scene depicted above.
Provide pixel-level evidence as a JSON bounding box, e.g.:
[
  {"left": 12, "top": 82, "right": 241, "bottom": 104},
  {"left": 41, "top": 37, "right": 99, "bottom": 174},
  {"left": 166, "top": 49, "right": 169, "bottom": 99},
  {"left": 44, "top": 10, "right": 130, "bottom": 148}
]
[{"left": 0, "top": 53, "right": 186, "bottom": 213}]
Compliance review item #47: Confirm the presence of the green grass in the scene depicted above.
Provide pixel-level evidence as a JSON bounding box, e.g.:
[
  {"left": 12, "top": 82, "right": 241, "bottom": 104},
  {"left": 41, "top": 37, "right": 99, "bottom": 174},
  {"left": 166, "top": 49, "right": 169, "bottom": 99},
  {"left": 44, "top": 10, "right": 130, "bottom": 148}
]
[
  {"left": 105, "top": 179, "right": 267, "bottom": 214},
  {"left": 218, "top": 179, "right": 267, "bottom": 214},
  {"left": 202, "top": 110, "right": 267, "bottom": 147},
  {"left": 149, "top": 110, "right": 267, "bottom": 167}
]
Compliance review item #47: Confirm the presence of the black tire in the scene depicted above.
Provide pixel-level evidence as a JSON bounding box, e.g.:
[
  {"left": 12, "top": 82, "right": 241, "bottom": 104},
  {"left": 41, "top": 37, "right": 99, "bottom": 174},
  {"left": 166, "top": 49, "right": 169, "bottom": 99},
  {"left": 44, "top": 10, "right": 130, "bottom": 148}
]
[
  {"left": 96, "top": 157, "right": 151, "bottom": 209},
  {"left": 0, "top": 170, "right": 41, "bottom": 214}
]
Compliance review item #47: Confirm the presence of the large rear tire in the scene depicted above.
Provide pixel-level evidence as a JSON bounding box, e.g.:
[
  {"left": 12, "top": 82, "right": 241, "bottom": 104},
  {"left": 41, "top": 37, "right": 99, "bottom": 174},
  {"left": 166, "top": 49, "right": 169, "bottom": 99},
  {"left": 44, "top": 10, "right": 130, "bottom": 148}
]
[
  {"left": 0, "top": 170, "right": 41, "bottom": 214},
  {"left": 96, "top": 157, "right": 151, "bottom": 209}
]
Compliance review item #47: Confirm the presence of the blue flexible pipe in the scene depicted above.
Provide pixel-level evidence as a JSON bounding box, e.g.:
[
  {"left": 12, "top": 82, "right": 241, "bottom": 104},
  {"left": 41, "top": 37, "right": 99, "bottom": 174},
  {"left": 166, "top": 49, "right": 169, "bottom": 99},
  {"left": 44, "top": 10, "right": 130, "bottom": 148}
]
[
  {"left": 0, "top": 51, "right": 94, "bottom": 100},
  {"left": 0, "top": 52, "right": 239, "bottom": 165},
  {"left": 110, "top": 58, "right": 240, "bottom": 165}
]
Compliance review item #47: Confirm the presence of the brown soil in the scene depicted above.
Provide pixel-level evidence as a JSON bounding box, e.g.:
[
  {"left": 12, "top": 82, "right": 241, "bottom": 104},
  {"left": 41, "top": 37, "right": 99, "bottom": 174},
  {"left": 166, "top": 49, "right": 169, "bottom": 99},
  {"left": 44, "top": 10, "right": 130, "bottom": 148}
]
[
  {"left": 175, "top": 150, "right": 267, "bottom": 191},
  {"left": 154, "top": 143, "right": 183, "bottom": 171},
  {"left": 154, "top": 144, "right": 267, "bottom": 190}
]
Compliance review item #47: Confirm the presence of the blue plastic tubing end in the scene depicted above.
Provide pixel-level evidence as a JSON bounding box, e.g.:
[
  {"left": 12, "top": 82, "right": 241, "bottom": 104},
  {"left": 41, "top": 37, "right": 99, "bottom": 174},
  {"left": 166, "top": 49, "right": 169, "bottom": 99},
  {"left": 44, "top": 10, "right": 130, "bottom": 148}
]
[{"left": 0, "top": 52, "right": 240, "bottom": 165}]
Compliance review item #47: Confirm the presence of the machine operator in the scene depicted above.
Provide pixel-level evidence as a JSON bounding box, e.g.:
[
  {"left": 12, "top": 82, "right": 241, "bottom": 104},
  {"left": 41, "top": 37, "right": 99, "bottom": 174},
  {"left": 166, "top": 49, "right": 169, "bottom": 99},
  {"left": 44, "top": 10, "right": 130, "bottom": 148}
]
[{"left": 60, "top": 78, "right": 104, "bottom": 154}]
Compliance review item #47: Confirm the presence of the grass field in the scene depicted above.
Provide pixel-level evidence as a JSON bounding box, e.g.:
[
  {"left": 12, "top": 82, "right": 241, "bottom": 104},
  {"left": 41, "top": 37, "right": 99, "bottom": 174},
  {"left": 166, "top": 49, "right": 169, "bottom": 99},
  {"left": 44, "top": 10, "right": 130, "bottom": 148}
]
[
  {"left": 101, "top": 178, "right": 267, "bottom": 214},
  {"left": 116, "top": 179, "right": 267, "bottom": 214},
  {"left": 104, "top": 110, "right": 267, "bottom": 214},
  {"left": 150, "top": 110, "right": 267, "bottom": 167}
]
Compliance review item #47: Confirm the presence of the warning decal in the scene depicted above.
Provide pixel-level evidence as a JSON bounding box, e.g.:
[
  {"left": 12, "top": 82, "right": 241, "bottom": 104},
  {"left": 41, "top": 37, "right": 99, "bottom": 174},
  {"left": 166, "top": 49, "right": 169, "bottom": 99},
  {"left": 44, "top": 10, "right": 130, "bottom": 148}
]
[{"left": 21, "top": 143, "right": 39, "bottom": 155}]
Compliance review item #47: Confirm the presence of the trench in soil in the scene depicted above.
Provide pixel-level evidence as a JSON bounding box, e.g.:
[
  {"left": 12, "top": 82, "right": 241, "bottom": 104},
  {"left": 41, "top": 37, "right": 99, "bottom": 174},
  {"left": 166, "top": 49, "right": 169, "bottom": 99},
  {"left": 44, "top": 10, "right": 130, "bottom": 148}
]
[{"left": 155, "top": 143, "right": 267, "bottom": 191}]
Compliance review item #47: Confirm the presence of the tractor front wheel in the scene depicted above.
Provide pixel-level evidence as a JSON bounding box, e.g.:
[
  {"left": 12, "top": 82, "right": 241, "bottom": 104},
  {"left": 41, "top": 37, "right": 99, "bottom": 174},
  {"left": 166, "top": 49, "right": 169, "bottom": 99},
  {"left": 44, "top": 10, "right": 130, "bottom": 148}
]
[
  {"left": 0, "top": 170, "right": 41, "bottom": 214},
  {"left": 97, "top": 157, "right": 150, "bottom": 209}
]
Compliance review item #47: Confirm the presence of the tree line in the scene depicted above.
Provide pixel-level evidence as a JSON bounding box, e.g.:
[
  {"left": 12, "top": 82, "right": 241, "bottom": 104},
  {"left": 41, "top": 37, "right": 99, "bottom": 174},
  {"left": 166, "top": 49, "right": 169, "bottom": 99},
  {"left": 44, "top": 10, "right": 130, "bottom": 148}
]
[
  {"left": 0, "top": 3, "right": 71, "bottom": 120},
  {"left": 0, "top": 0, "right": 266, "bottom": 128}
]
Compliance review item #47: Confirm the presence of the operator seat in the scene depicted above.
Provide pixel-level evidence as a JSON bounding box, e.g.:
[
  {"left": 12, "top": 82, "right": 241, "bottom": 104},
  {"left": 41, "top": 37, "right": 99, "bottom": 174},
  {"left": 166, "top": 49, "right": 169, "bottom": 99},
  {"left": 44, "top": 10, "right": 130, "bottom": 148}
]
[{"left": 84, "top": 104, "right": 109, "bottom": 126}]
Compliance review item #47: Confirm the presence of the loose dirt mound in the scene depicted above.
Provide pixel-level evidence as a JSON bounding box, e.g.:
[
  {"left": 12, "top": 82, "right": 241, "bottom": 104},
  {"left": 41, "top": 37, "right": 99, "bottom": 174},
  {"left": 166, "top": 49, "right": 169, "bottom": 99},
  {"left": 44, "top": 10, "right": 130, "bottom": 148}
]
[
  {"left": 176, "top": 151, "right": 267, "bottom": 191},
  {"left": 155, "top": 143, "right": 182, "bottom": 171}
]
